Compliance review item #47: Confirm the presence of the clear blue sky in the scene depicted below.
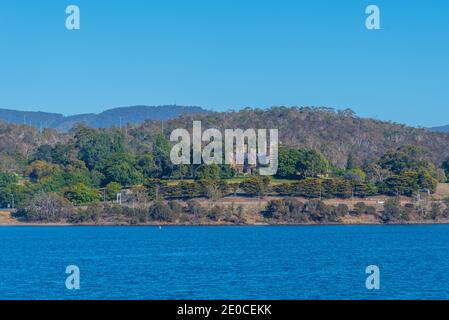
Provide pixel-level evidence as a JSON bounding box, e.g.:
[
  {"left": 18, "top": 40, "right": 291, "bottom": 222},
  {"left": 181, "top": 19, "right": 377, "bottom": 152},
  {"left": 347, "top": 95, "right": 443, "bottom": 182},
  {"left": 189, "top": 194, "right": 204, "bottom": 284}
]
[{"left": 0, "top": 0, "right": 448, "bottom": 127}]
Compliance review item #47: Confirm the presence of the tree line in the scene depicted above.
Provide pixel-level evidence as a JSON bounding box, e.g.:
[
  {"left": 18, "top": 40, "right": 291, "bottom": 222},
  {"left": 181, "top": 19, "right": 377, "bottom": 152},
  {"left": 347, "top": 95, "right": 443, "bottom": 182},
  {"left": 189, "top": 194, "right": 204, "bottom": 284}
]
[
  {"left": 1, "top": 109, "right": 449, "bottom": 219},
  {"left": 0, "top": 128, "right": 447, "bottom": 210},
  {"left": 12, "top": 192, "right": 449, "bottom": 225}
]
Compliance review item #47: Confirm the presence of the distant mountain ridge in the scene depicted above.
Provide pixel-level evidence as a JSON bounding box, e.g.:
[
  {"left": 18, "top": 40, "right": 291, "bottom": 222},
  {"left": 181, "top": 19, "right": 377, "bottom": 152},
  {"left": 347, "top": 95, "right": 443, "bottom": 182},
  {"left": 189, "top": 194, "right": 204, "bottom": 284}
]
[
  {"left": 0, "top": 105, "right": 209, "bottom": 131},
  {"left": 430, "top": 125, "right": 449, "bottom": 133}
]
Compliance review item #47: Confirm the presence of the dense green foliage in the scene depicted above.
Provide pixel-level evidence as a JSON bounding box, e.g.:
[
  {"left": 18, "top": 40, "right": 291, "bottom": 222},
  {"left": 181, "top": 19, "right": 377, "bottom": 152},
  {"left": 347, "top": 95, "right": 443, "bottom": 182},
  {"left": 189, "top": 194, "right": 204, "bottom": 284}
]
[
  {"left": 1, "top": 107, "right": 449, "bottom": 224},
  {"left": 0, "top": 128, "right": 444, "bottom": 210}
]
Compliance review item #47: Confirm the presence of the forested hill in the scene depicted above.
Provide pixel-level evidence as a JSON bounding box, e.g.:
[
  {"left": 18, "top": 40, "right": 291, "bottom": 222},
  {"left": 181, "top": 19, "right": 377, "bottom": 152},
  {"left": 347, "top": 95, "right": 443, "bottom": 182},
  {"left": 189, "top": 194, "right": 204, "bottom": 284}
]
[
  {"left": 1, "top": 106, "right": 449, "bottom": 170},
  {"left": 0, "top": 105, "right": 208, "bottom": 131},
  {"left": 136, "top": 107, "right": 449, "bottom": 167}
]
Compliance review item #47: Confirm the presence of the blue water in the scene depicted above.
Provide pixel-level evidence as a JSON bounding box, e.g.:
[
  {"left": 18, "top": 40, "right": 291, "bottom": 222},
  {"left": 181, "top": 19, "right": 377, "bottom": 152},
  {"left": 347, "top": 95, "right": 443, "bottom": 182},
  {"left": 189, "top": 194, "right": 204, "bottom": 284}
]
[{"left": 1, "top": 225, "right": 449, "bottom": 300}]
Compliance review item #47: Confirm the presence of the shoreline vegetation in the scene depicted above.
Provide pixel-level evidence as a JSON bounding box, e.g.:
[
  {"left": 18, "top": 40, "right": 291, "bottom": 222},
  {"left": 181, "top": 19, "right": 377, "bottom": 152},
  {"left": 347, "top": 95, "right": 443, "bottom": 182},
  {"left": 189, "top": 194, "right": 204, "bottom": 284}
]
[
  {"left": 2, "top": 108, "right": 449, "bottom": 226},
  {"left": 3, "top": 186, "right": 449, "bottom": 226},
  {"left": 5, "top": 223, "right": 449, "bottom": 226}
]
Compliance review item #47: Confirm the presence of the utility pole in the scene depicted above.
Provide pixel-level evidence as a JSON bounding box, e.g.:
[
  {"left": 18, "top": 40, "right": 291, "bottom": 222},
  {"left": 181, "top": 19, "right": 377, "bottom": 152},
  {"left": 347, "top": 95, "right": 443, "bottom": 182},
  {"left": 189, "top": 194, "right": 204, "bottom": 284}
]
[
  {"left": 155, "top": 184, "right": 160, "bottom": 201},
  {"left": 10, "top": 194, "right": 14, "bottom": 209}
]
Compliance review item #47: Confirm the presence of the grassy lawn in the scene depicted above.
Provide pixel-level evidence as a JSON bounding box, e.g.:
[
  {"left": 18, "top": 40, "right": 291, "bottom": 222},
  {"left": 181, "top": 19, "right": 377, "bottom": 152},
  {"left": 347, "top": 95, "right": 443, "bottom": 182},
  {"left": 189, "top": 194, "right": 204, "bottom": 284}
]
[{"left": 433, "top": 183, "right": 449, "bottom": 200}]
